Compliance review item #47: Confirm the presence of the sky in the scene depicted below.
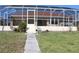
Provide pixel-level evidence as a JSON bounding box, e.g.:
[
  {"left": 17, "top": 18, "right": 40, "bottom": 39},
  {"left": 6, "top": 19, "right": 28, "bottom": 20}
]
[
  {"left": 0, "top": 0, "right": 79, "bottom": 8},
  {"left": 53, "top": 5, "right": 79, "bottom": 9},
  {"left": 0, "top": 0, "right": 79, "bottom": 9}
]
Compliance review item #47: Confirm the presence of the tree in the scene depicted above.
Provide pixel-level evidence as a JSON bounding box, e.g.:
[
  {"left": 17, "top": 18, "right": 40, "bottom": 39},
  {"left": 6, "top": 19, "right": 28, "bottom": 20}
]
[{"left": 18, "top": 21, "right": 27, "bottom": 32}]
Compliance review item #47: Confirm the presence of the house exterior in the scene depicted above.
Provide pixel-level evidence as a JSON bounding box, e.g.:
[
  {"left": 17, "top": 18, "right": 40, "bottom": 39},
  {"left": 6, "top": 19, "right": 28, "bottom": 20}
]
[{"left": 0, "top": 5, "right": 79, "bottom": 32}]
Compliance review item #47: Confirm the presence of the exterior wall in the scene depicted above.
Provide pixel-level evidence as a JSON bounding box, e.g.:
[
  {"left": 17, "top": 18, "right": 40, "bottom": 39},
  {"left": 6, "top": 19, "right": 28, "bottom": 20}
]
[
  {"left": 0, "top": 26, "right": 77, "bottom": 31},
  {"left": 37, "top": 26, "right": 77, "bottom": 31},
  {"left": 0, "top": 26, "right": 2, "bottom": 31},
  {"left": 0, "top": 26, "right": 18, "bottom": 31},
  {"left": 0, "top": 26, "right": 12, "bottom": 31},
  {"left": 13, "top": 26, "right": 18, "bottom": 28}
]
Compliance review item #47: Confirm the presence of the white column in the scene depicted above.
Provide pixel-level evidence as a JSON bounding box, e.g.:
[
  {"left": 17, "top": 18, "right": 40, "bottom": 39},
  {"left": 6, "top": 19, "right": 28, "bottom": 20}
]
[
  {"left": 68, "top": 17, "right": 69, "bottom": 26},
  {"left": 0, "top": 12, "right": 1, "bottom": 26},
  {"left": 22, "top": 5, "right": 24, "bottom": 21},
  {"left": 63, "top": 9, "right": 65, "bottom": 26},
  {"left": 46, "top": 20, "right": 49, "bottom": 26},
  {"left": 6, "top": 14, "right": 8, "bottom": 26},
  {"left": 10, "top": 19, "right": 13, "bottom": 29},
  {"left": 3, "top": 13, "right": 5, "bottom": 26},
  {"left": 50, "top": 8, "right": 52, "bottom": 26},
  {"left": 75, "top": 10, "right": 77, "bottom": 26},
  {"left": 50, "top": 19, "right": 51, "bottom": 26},
  {"left": 54, "top": 18, "right": 55, "bottom": 26},
  {"left": 7, "top": 13, "right": 8, "bottom": 26},
  {"left": 35, "top": 7, "right": 38, "bottom": 26},
  {"left": 27, "top": 9, "right": 28, "bottom": 26},
  {"left": 58, "top": 18, "right": 59, "bottom": 26},
  {"left": 34, "top": 10, "right": 35, "bottom": 25}
]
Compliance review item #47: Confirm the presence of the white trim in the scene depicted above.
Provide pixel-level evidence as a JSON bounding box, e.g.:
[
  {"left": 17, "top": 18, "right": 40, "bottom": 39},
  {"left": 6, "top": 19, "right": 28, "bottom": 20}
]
[
  {"left": 6, "top": 6, "right": 77, "bottom": 11},
  {"left": 75, "top": 10, "right": 77, "bottom": 26},
  {"left": 63, "top": 9, "right": 65, "bottom": 26}
]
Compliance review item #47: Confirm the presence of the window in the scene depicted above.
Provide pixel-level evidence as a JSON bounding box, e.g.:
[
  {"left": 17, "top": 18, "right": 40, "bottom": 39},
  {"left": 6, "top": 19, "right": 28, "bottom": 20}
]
[{"left": 28, "top": 19, "right": 34, "bottom": 24}]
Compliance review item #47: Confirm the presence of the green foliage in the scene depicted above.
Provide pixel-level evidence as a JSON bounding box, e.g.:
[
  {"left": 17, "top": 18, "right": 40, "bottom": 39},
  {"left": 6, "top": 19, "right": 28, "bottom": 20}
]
[
  {"left": 14, "top": 28, "right": 20, "bottom": 32},
  {"left": 14, "top": 21, "right": 27, "bottom": 32},
  {"left": 77, "top": 24, "right": 79, "bottom": 31},
  {"left": 18, "top": 21, "right": 27, "bottom": 32}
]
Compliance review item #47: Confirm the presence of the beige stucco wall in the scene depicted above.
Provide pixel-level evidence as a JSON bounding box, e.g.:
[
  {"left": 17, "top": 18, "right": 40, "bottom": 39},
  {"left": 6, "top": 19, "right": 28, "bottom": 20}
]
[
  {"left": 37, "top": 26, "right": 77, "bottom": 31},
  {"left": 0, "top": 26, "right": 77, "bottom": 31},
  {"left": 0, "top": 26, "right": 12, "bottom": 31}
]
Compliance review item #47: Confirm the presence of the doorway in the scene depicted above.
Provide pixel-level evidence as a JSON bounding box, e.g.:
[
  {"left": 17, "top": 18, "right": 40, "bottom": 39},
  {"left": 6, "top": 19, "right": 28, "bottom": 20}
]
[{"left": 27, "top": 10, "right": 36, "bottom": 33}]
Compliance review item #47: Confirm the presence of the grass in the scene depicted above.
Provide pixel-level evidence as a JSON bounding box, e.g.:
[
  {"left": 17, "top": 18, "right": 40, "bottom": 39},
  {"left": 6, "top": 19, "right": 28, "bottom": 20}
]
[
  {"left": 37, "top": 31, "right": 79, "bottom": 53},
  {"left": 0, "top": 32, "right": 26, "bottom": 53}
]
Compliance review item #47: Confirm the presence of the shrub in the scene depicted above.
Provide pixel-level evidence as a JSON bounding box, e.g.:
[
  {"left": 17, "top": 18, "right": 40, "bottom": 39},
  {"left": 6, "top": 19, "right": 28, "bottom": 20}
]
[
  {"left": 46, "top": 30, "right": 49, "bottom": 32},
  {"left": 18, "top": 21, "right": 27, "bottom": 32},
  {"left": 14, "top": 28, "right": 20, "bottom": 32},
  {"left": 77, "top": 25, "right": 79, "bottom": 31}
]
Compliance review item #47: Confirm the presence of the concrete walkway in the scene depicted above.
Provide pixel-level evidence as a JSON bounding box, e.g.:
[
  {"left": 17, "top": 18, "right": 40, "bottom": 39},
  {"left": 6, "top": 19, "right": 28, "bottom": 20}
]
[{"left": 24, "top": 33, "right": 40, "bottom": 53}]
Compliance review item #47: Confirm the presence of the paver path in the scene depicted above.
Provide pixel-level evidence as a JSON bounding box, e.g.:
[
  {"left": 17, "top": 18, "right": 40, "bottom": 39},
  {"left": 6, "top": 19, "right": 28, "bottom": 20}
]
[{"left": 24, "top": 33, "right": 40, "bottom": 53}]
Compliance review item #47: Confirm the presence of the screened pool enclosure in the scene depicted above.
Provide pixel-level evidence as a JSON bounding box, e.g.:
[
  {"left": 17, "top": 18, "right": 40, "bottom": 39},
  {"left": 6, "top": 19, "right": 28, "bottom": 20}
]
[{"left": 0, "top": 5, "right": 79, "bottom": 31}]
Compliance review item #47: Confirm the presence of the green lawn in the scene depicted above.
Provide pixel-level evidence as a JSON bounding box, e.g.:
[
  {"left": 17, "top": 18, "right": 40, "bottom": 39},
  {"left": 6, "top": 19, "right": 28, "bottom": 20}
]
[
  {"left": 37, "top": 32, "right": 79, "bottom": 53},
  {"left": 0, "top": 32, "right": 26, "bottom": 53}
]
